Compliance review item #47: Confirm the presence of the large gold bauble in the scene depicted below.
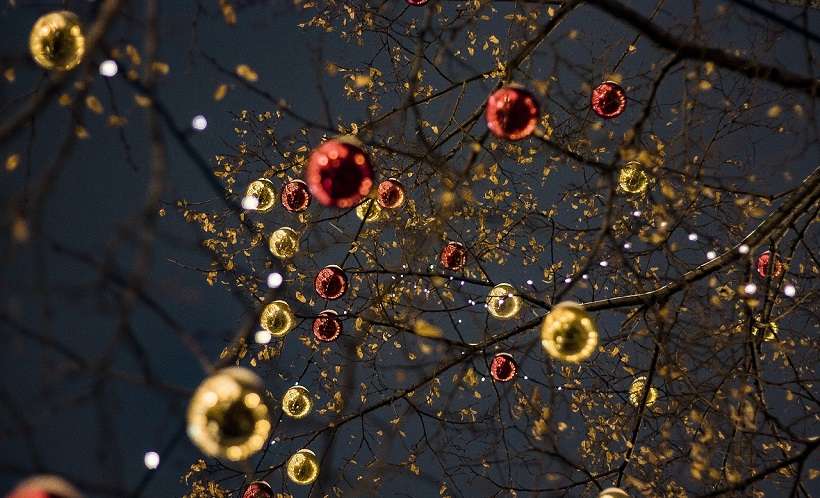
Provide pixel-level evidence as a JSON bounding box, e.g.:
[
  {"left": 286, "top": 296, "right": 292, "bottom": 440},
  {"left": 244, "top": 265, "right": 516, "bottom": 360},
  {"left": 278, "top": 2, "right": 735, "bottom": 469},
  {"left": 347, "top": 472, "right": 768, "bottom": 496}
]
[
  {"left": 281, "top": 385, "right": 312, "bottom": 419},
  {"left": 260, "top": 300, "right": 295, "bottom": 338},
  {"left": 268, "top": 227, "right": 299, "bottom": 259},
  {"left": 186, "top": 367, "right": 271, "bottom": 461},
  {"left": 486, "top": 283, "right": 522, "bottom": 319},
  {"left": 245, "top": 179, "right": 277, "bottom": 213},
  {"left": 355, "top": 198, "right": 382, "bottom": 222},
  {"left": 628, "top": 376, "right": 658, "bottom": 407},
  {"left": 618, "top": 161, "right": 649, "bottom": 195},
  {"left": 29, "top": 11, "right": 85, "bottom": 71},
  {"left": 540, "top": 302, "right": 598, "bottom": 362},
  {"left": 599, "top": 488, "right": 630, "bottom": 498},
  {"left": 286, "top": 448, "right": 320, "bottom": 485}
]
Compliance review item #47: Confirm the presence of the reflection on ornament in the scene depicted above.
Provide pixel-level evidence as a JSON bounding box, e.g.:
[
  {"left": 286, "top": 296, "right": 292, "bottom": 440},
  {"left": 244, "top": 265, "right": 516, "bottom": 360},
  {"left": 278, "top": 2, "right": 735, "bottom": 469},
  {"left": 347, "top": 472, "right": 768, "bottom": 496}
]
[
  {"left": 260, "top": 300, "right": 295, "bottom": 337},
  {"left": 286, "top": 449, "right": 320, "bottom": 485},
  {"left": 440, "top": 241, "right": 467, "bottom": 271},
  {"left": 618, "top": 161, "right": 649, "bottom": 195},
  {"left": 752, "top": 320, "right": 779, "bottom": 342},
  {"left": 245, "top": 179, "right": 277, "bottom": 213},
  {"left": 377, "top": 178, "right": 406, "bottom": 209},
  {"left": 628, "top": 376, "right": 658, "bottom": 407},
  {"left": 186, "top": 367, "right": 271, "bottom": 461},
  {"left": 305, "top": 136, "right": 374, "bottom": 208},
  {"left": 591, "top": 81, "right": 627, "bottom": 119},
  {"left": 281, "top": 385, "right": 313, "bottom": 419},
  {"left": 243, "top": 481, "right": 274, "bottom": 498},
  {"left": 29, "top": 11, "right": 85, "bottom": 71},
  {"left": 486, "top": 283, "right": 522, "bottom": 320},
  {"left": 313, "top": 310, "right": 342, "bottom": 342},
  {"left": 599, "top": 488, "right": 630, "bottom": 498},
  {"left": 406, "top": 0, "right": 429, "bottom": 5},
  {"left": 315, "top": 265, "right": 348, "bottom": 300},
  {"left": 485, "top": 86, "right": 540, "bottom": 141},
  {"left": 8, "top": 475, "right": 83, "bottom": 498},
  {"left": 281, "top": 179, "right": 311, "bottom": 213},
  {"left": 268, "top": 227, "right": 299, "bottom": 259},
  {"left": 490, "top": 352, "right": 517, "bottom": 382},
  {"left": 355, "top": 198, "right": 382, "bottom": 222},
  {"left": 540, "top": 302, "right": 598, "bottom": 363},
  {"left": 756, "top": 250, "right": 785, "bottom": 279}
]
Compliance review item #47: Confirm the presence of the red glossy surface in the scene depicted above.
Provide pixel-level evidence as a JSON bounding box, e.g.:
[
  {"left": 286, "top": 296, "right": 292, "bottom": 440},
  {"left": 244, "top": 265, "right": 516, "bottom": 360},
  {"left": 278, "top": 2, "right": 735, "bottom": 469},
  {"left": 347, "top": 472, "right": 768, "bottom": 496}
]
[
  {"left": 756, "top": 250, "right": 785, "bottom": 279},
  {"left": 591, "top": 81, "right": 627, "bottom": 119},
  {"left": 314, "top": 265, "right": 348, "bottom": 300},
  {"left": 490, "top": 352, "right": 517, "bottom": 382},
  {"left": 485, "top": 86, "right": 540, "bottom": 141},
  {"left": 377, "top": 178, "right": 406, "bottom": 209},
  {"left": 305, "top": 139, "right": 374, "bottom": 208},
  {"left": 243, "top": 481, "right": 274, "bottom": 498},
  {"left": 439, "top": 241, "right": 467, "bottom": 271},
  {"left": 281, "top": 179, "right": 311, "bottom": 212},
  {"left": 313, "top": 310, "right": 342, "bottom": 342}
]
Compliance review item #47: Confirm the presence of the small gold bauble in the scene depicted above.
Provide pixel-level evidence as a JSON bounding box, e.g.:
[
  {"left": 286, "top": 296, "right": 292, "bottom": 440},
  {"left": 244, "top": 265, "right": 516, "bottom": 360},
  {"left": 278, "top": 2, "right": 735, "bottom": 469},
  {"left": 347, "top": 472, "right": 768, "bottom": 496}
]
[
  {"left": 186, "top": 367, "right": 271, "bottom": 461},
  {"left": 260, "top": 300, "right": 295, "bottom": 338},
  {"left": 628, "top": 376, "right": 658, "bottom": 407},
  {"left": 618, "top": 161, "right": 649, "bottom": 195},
  {"left": 355, "top": 198, "right": 382, "bottom": 222},
  {"left": 486, "top": 283, "right": 522, "bottom": 319},
  {"left": 286, "top": 448, "right": 320, "bottom": 485},
  {"left": 281, "top": 385, "right": 312, "bottom": 419},
  {"left": 599, "top": 487, "right": 630, "bottom": 498},
  {"left": 29, "top": 11, "right": 85, "bottom": 71},
  {"left": 245, "top": 179, "right": 277, "bottom": 213},
  {"left": 540, "top": 302, "right": 598, "bottom": 363},
  {"left": 268, "top": 227, "right": 299, "bottom": 259}
]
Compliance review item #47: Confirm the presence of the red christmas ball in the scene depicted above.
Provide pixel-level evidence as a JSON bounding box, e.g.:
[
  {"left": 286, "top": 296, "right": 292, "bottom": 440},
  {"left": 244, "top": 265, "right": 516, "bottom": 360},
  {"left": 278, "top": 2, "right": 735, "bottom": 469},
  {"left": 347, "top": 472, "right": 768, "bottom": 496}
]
[
  {"left": 313, "top": 310, "right": 342, "bottom": 342},
  {"left": 243, "top": 481, "right": 274, "bottom": 498},
  {"left": 281, "top": 179, "right": 311, "bottom": 213},
  {"left": 377, "top": 178, "right": 406, "bottom": 209},
  {"left": 315, "top": 265, "right": 348, "bottom": 300},
  {"left": 440, "top": 241, "right": 467, "bottom": 271},
  {"left": 756, "top": 250, "right": 784, "bottom": 279},
  {"left": 485, "top": 86, "right": 540, "bottom": 141},
  {"left": 591, "top": 81, "right": 627, "bottom": 119},
  {"left": 490, "top": 352, "right": 517, "bottom": 382},
  {"left": 7, "top": 476, "right": 82, "bottom": 498},
  {"left": 406, "top": 0, "right": 429, "bottom": 5},
  {"left": 305, "top": 137, "right": 374, "bottom": 208}
]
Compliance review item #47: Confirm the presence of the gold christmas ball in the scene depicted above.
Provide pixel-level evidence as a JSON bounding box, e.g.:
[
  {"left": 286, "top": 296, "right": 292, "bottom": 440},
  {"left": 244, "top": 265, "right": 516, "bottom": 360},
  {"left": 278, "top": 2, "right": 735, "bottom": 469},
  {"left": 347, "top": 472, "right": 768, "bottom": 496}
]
[
  {"left": 281, "top": 385, "right": 312, "bottom": 419},
  {"left": 628, "top": 376, "right": 658, "bottom": 407},
  {"left": 260, "top": 300, "right": 295, "bottom": 338},
  {"left": 540, "top": 302, "right": 598, "bottom": 363},
  {"left": 286, "top": 448, "right": 320, "bottom": 485},
  {"left": 29, "top": 11, "right": 85, "bottom": 71},
  {"left": 599, "top": 487, "right": 630, "bottom": 498},
  {"left": 618, "top": 161, "right": 649, "bottom": 195},
  {"left": 752, "top": 320, "right": 779, "bottom": 342},
  {"left": 355, "top": 198, "right": 382, "bottom": 222},
  {"left": 186, "top": 367, "right": 271, "bottom": 461},
  {"left": 244, "top": 178, "right": 277, "bottom": 213},
  {"left": 486, "top": 283, "right": 522, "bottom": 320},
  {"left": 268, "top": 227, "right": 299, "bottom": 259}
]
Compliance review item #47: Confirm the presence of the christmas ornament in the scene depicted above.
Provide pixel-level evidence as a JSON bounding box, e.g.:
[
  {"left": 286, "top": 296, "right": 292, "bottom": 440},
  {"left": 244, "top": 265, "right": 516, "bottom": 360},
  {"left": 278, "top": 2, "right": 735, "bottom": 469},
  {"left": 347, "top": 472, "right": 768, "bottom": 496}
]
[
  {"left": 260, "top": 300, "right": 295, "bottom": 338},
  {"left": 29, "top": 11, "right": 85, "bottom": 71},
  {"left": 490, "top": 352, "right": 518, "bottom": 382},
  {"left": 268, "top": 227, "right": 299, "bottom": 259},
  {"left": 599, "top": 488, "right": 630, "bottom": 498},
  {"left": 314, "top": 265, "right": 348, "bottom": 300},
  {"left": 244, "top": 179, "right": 277, "bottom": 213},
  {"left": 281, "top": 179, "right": 311, "bottom": 213},
  {"left": 355, "top": 198, "right": 383, "bottom": 222},
  {"left": 406, "top": 0, "right": 429, "bottom": 5},
  {"left": 618, "top": 161, "right": 649, "bottom": 195},
  {"left": 440, "top": 241, "right": 467, "bottom": 271},
  {"left": 281, "top": 385, "right": 313, "bottom": 419},
  {"left": 305, "top": 136, "right": 374, "bottom": 208},
  {"left": 313, "top": 310, "right": 342, "bottom": 342},
  {"left": 8, "top": 475, "right": 83, "bottom": 498},
  {"left": 628, "top": 376, "right": 658, "bottom": 407},
  {"left": 286, "top": 449, "right": 320, "bottom": 485},
  {"left": 377, "top": 178, "right": 406, "bottom": 209},
  {"left": 485, "top": 86, "right": 540, "bottom": 141},
  {"left": 591, "top": 81, "right": 627, "bottom": 119},
  {"left": 752, "top": 319, "right": 779, "bottom": 342},
  {"left": 186, "top": 367, "right": 271, "bottom": 461},
  {"left": 756, "top": 250, "right": 785, "bottom": 279},
  {"left": 540, "top": 302, "right": 598, "bottom": 363},
  {"left": 486, "top": 283, "right": 522, "bottom": 320},
  {"left": 243, "top": 481, "right": 274, "bottom": 498}
]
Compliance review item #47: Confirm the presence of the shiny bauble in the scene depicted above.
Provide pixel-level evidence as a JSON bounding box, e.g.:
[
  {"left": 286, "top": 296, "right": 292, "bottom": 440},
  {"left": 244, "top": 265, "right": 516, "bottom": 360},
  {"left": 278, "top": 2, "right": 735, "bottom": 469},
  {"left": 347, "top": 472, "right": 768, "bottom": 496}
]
[
  {"left": 756, "top": 250, "right": 785, "bottom": 279},
  {"left": 281, "top": 179, "right": 311, "bottom": 213},
  {"left": 599, "top": 488, "right": 630, "bottom": 498},
  {"left": 305, "top": 136, "right": 374, "bottom": 208},
  {"left": 618, "top": 161, "right": 649, "bottom": 195},
  {"left": 314, "top": 265, "right": 348, "bottom": 300},
  {"left": 242, "top": 481, "right": 274, "bottom": 498},
  {"left": 281, "top": 385, "right": 313, "bottom": 419},
  {"left": 485, "top": 86, "right": 540, "bottom": 141},
  {"left": 286, "top": 449, "right": 320, "bottom": 485},
  {"left": 377, "top": 178, "right": 406, "bottom": 209},
  {"left": 355, "top": 198, "right": 382, "bottom": 222},
  {"left": 30, "top": 11, "right": 85, "bottom": 71},
  {"left": 268, "top": 227, "right": 299, "bottom": 259},
  {"left": 439, "top": 241, "right": 467, "bottom": 271},
  {"left": 260, "top": 300, "right": 295, "bottom": 338},
  {"left": 486, "top": 283, "right": 522, "bottom": 320},
  {"left": 628, "top": 376, "right": 658, "bottom": 407},
  {"left": 313, "top": 310, "right": 342, "bottom": 342},
  {"left": 540, "top": 302, "right": 598, "bottom": 363},
  {"left": 490, "top": 352, "right": 518, "bottom": 382},
  {"left": 7, "top": 475, "right": 83, "bottom": 498},
  {"left": 244, "top": 179, "right": 277, "bottom": 213},
  {"left": 591, "top": 81, "right": 627, "bottom": 119}
]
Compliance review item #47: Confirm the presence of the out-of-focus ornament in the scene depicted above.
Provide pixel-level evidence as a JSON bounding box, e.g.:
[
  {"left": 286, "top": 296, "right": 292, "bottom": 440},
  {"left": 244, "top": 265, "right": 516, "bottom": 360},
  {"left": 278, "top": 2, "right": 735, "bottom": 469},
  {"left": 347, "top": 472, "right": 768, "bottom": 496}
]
[
  {"left": 406, "top": 0, "right": 429, "bottom": 5},
  {"left": 486, "top": 283, "right": 522, "bottom": 320},
  {"left": 281, "top": 385, "right": 313, "bottom": 419},
  {"left": 305, "top": 136, "right": 374, "bottom": 208},
  {"left": 286, "top": 449, "right": 320, "bottom": 485},
  {"left": 29, "top": 11, "right": 85, "bottom": 71},
  {"left": 485, "top": 86, "right": 540, "bottom": 141},
  {"left": 591, "top": 81, "right": 627, "bottom": 119},
  {"left": 540, "top": 302, "right": 598, "bottom": 363},
  {"left": 628, "top": 376, "right": 658, "bottom": 407},
  {"left": 186, "top": 367, "right": 271, "bottom": 461},
  {"left": 8, "top": 475, "right": 83, "bottom": 498},
  {"left": 440, "top": 241, "right": 467, "bottom": 271},
  {"left": 377, "top": 178, "right": 406, "bottom": 209},
  {"left": 355, "top": 198, "right": 382, "bottom": 222},
  {"left": 618, "top": 161, "right": 649, "bottom": 195},
  {"left": 268, "top": 227, "right": 299, "bottom": 259},
  {"left": 599, "top": 488, "right": 630, "bottom": 498},
  {"left": 752, "top": 319, "right": 779, "bottom": 342},
  {"left": 490, "top": 352, "right": 518, "bottom": 382},
  {"left": 243, "top": 481, "right": 274, "bottom": 498},
  {"left": 756, "top": 250, "right": 785, "bottom": 279},
  {"left": 281, "top": 179, "right": 311, "bottom": 213},
  {"left": 260, "top": 300, "right": 295, "bottom": 337},
  {"left": 315, "top": 265, "right": 348, "bottom": 300},
  {"left": 244, "top": 179, "right": 277, "bottom": 213},
  {"left": 313, "top": 310, "right": 342, "bottom": 342}
]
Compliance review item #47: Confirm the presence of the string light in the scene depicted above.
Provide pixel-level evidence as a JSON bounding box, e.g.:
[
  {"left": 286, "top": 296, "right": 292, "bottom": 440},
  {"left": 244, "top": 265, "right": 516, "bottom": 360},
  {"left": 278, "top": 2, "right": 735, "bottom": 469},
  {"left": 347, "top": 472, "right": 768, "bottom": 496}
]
[
  {"left": 784, "top": 284, "right": 796, "bottom": 297},
  {"left": 192, "top": 115, "right": 208, "bottom": 131},
  {"left": 266, "top": 272, "right": 283, "bottom": 289},
  {"left": 688, "top": 233, "right": 698, "bottom": 241},
  {"left": 144, "top": 451, "right": 160, "bottom": 469},
  {"left": 738, "top": 244, "right": 750, "bottom": 255},
  {"left": 99, "top": 59, "right": 118, "bottom": 77},
  {"left": 706, "top": 250, "right": 717, "bottom": 260}
]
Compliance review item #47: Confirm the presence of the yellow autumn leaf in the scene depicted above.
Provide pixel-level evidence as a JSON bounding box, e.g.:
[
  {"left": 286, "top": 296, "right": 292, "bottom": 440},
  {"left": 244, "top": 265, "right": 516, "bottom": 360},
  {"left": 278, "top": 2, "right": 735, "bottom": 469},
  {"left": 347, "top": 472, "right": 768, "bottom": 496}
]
[{"left": 236, "top": 64, "right": 258, "bottom": 82}]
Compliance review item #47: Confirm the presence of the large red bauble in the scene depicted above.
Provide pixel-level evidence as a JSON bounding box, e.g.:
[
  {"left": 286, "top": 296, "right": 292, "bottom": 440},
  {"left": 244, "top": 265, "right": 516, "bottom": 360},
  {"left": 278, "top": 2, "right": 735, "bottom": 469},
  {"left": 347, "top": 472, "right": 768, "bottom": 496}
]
[
  {"left": 490, "top": 352, "right": 517, "bottom": 382},
  {"left": 377, "top": 178, "right": 406, "bottom": 209},
  {"left": 7, "top": 476, "right": 82, "bottom": 498},
  {"left": 281, "top": 179, "right": 311, "bottom": 212},
  {"left": 313, "top": 310, "right": 342, "bottom": 342},
  {"left": 315, "top": 265, "right": 348, "bottom": 300},
  {"left": 439, "top": 241, "right": 467, "bottom": 271},
  {"left": 591, "top": 81, "right": 627, "bottom": 119},
  {"left": 756, "top": 250, "right": 784, "bottom": 279},
  {"left": 485, "top": 86, "right": 540, "bottom": 141},
  {"left": 243, "top": 481, "right": 274, "bottom": 498},
  {"left": 305, "top": 138, "right": 374, "bottom": 208}
]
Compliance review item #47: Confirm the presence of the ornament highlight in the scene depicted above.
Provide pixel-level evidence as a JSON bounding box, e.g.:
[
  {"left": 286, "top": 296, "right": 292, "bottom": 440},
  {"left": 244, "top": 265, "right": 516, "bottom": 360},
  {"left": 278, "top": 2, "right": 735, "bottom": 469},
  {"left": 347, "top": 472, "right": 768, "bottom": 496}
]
[
  {"left": 599, "top": 488, "right": 630, "bottom": 498},
  {"left": 281, "top": 385, "right": 313, "bottom": 419},
  {"left": 243, "top": 481, "right": 274, "bottom": 498},
  {"left": 8, "top": 475, "right": 83, "bottom": 498},
  {"left": 281, "top": 179, "right": 312, "bottom": 213},
  {"left": 540, "top": 302, "right": 598, "bottom": 363},
  {"left": 244, "top": 179, "right": 277, "bottom": 213},
  {"left": 440, "top": 241, "right": 467, "bottom": 271},
  {"left": 591, "top": 81, "right": 627, "bottom": 119},
  {"left": 355, "top": 198, "right": 383, "bottom": 222},
  {"left": 313, "top": 310, "right": 342, "bottom": 342},
  {"left": 377, "top": 178, "right": 406, "bottom": 209},
  {"left": 268, "top": 227, "right": 300, "bottom": 259},
  {"left": 490, "top": 352, "right": 518, "bottom": 382},
  {"left": 756, "top": 250, "right": 785, "bottom": 279},
  {"left": 618, "top": 161, "right": 650, "bottom": 195},
  {"left": 485, "top": 86, "right": 540, "bottom": 141},
  {"left": 486, "top": 283, "right": 522, "bottom": 320},
  {"left": 260, "top": 300, "right": 295, "bottom": 337},
  {"left": 29, "top": 11, "right": 85, "bottom": 71},
  {"left": 315, "top": 265, "right": 348, "bottom": 300},
  {"left": 286, "top": 449, "right": 320, "bottom": 485},
  {"left": 406, "top": 0, "right": 429, "bottom": 5},
  {"left": 628, "top": 376, "right": 658, "bottom": 407},
  {"left": 305, "top": 136, "right": 374, "bottom": 208}
]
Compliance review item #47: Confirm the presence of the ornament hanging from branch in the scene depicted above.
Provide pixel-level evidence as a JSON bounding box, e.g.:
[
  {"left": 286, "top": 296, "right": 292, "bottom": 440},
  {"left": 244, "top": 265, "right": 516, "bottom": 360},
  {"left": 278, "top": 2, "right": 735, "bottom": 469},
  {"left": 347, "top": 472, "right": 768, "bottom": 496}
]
[
  {"left": 281, "top": 385, "right": 313, "bottom": 419},
  {"left": 591, "top": 81, "right": 627, "bottom": 119},
  {"left": 440, "top": 241, "right": 467, "bottom": 271},
  {"left": 315, "top": 265, "right": 348, "bottom": 300},
  {"left": 313, "top": 310, "right": 342, "bottom": 342},
  {"left": 281, "top": 179, "right": 311, "bottom": 213},
  {"left": 485, "top": 85, "right": 540, "bottom": 141},
  {"left": 490, "top": 352, "right": 518, "bottom": 382},
  {"left": 286, "top": 449, "right": 320, "bottom": 485},
  {"left": 305, "top": 136, "right": 374, "bottom": 208},
  {"left": 541, "top": 302, "right": 598, "bottom": 363},
  {"left": 29, "top": 11, "right": 85, "bottom": 71}
]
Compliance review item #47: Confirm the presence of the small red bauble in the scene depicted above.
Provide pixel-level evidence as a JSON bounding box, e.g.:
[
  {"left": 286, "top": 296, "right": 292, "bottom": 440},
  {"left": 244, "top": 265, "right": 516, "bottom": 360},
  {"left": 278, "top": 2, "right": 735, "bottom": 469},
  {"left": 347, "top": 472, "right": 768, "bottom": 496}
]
[
  {"left": 305, "top": 137, "right": 374, "bottom": 208},
  {"left": 377, "top": 178, "right": 406, "bottom": 209},
  {"left": 591, "top": 81, "right": 627, "bottom": 119},
  {"left": 281, "top": 179, "right": 311, "bottom": 212},
  {"left": 756, "top": 250, "right": 785, "bottom": 279},
  {"left": 313, "top": 310, "right": 342, "bottom": 342},
  {"left": 406, "top": 0, "right": 429, "bottom": 4},
  {"left": 485, "top": 86, "right": 540, "bottom": 141},
  {"left": 440, "top": 241, "right": 467, "bottom": 271},
  {"left": 315, "top": 265, "right": 348, "bottom": 300},
  {"left": 243, "top": 481, "right": 274, "bottom": 498},
  {"left": 7, "top": 475, "right": 83, "bottom": 498},
  {"left": 490, "top": 352, "right": 517, "bottom": 382}
]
